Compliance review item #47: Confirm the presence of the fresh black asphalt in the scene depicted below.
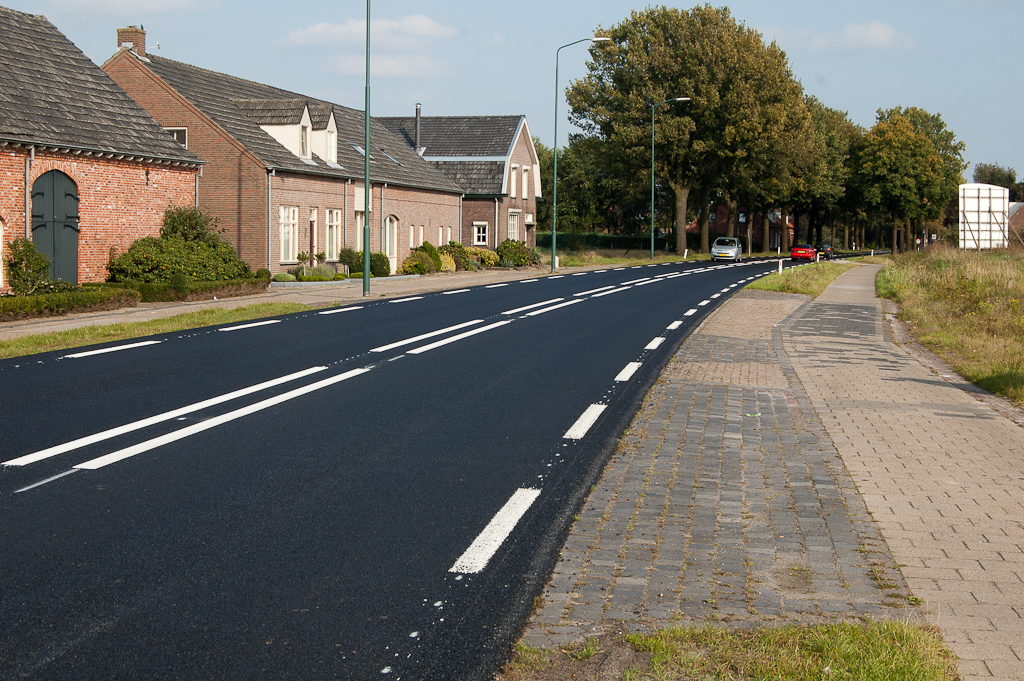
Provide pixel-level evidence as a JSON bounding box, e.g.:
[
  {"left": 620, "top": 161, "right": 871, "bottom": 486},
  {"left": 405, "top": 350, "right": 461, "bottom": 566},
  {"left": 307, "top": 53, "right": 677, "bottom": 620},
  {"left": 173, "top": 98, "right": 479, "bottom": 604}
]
[{"left": 1, "top": 259, "right": 791, "bottom": 680}]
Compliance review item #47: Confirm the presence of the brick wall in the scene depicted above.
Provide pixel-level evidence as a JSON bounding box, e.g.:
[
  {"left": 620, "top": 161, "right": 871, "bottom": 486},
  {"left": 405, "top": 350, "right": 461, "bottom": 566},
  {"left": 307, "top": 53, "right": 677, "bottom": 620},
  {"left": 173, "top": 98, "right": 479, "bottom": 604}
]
[{"left": 1, "top": 146, "right": 197, "bottom": 287}]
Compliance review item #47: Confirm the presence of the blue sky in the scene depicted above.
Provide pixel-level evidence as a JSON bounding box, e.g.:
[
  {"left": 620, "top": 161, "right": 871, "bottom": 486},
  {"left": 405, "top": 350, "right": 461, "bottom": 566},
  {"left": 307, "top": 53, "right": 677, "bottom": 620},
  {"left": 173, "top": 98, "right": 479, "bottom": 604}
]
[{"left": 8, "top": 0, "right": 1019, "bottom": 178}]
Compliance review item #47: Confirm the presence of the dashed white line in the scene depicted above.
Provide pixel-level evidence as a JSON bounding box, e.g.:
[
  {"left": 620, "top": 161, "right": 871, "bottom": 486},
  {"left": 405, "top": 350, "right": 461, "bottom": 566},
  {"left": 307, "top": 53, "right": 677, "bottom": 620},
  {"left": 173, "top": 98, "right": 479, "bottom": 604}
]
[
  {"left": 503, "top": 298, "right": 564, "bottom": 315},
  {"left": 698, "top": 300, "right": 710, "bottom": 306},
  {"left": 645, "top": 337, "right": 666, "bottom": 350},
  {"left": 390, "top": 296, "right": 424, "bottom": 304},
  {"left": 548, "top": 275, "right": 565, "bottom": 279},
  {"left": 634, "top": 279, "right": 658, "bottom": 287},
  {"left": 525, "top": 299, "right": 584, "bottom": 316},
  {"left": 74, "top": 367, "right": 372, "bottom": 470},
  {"left": 621, "top": 278, "right": 651, "bottom": 285},
  {"left": 407, "top": 320, "right": 513, "bottom": 354},
  {"left": 3, "top": 366, "right": 330, "bottom": 467},
  {"left": 572, "top": 272, "right": 588, "bottom": 276},
  {"left": 683, "top": 309, "right": 697, "bottom": 316},
  {"left": 63, "top": 340, "right": 162, "bottom": 359},
  {"left": 449, "top": 488, "right": 541, "bottom": 574},
  {"left": 729, "top": 284, "right": 738, "bottom": 288},
  {"left": 442, "top": 289, "right": 470, "bottom": 295},
  {"left": 486, "top": 283, "right": 509, "bottom": 289},
  {"left": 592, "top": 287, "right": 630, "bottom": 298},
  {"left": 13, "top": 469, "right": 80, "bottom": 494},
  {"left": 667, "top": 321, "right": 683, "bottom": 330},
  {"left": 371, "top": 320, "right": 486, "bottom": 353},
  {"left": 574, "top": 286, "right": 616, "bottom": 297},
  {"left": 615, "top": 362, "right": 642, "bottom": 382},
  {"left": 595, "top": 269, "right": 608, "bottom": 273},
  {"left": 318, "top": 306, "right": 363, "bottom": 315},
  {"left": 711, "top": 293, "right": 721, "bottom": 299},
  {"left": 564, "top": 404, "right": 607, "bottom": 439},
  {"left": 519, "top": 279, "right": 539, "bottom": 283},
  {"left": 219, "top": 320, "right": 282, "bottom": 332}
]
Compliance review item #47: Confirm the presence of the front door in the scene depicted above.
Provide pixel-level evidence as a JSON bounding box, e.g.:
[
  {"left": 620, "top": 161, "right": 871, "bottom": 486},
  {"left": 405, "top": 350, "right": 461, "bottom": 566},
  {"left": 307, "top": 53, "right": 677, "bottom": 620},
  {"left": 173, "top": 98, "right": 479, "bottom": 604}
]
[
  {"left": 384, "top": 215, "right": 399, "bottom": 273},
  {"left": 31, "top": 170, "right": 80, "bottom": 284}
]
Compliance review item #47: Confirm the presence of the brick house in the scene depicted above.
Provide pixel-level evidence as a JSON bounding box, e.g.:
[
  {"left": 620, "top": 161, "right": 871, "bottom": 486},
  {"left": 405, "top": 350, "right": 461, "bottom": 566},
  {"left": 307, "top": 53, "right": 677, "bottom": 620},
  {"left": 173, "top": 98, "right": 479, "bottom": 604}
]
[
  {"left": 379, "top": 109, "right": 541, "bottom": 250},
  {"left": 103, "top": 28, "right": 463, "bottom": 275},
  {"left": 0, "top": 7, "right": 201, "bottom": 289}
]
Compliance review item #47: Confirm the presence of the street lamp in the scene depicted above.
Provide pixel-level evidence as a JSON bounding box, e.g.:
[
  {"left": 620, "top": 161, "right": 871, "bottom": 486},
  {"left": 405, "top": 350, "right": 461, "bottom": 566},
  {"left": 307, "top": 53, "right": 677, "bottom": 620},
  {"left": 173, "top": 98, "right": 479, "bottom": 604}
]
[
  {"left": 651, "top": 97, "right": 689, "bottom": 261},
  {"left": 362, "top": 0, "right": 372, "bottom": 296},
  {"left": 552, "top": 35, "right": 610, "bottom": 272}
]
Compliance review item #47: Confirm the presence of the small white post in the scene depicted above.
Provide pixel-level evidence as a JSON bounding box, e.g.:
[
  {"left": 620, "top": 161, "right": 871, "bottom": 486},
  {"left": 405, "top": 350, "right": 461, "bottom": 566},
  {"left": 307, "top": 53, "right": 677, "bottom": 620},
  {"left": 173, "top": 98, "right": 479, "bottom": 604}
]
[
  {"left": 871, "top": 249, "right": 874, "bottom": 256},
  {"left": 778, "top": 259, "right": 783, "bottom": 274},
  {"left": 683, "top": 248, "right": 688, "bottom": 259}
]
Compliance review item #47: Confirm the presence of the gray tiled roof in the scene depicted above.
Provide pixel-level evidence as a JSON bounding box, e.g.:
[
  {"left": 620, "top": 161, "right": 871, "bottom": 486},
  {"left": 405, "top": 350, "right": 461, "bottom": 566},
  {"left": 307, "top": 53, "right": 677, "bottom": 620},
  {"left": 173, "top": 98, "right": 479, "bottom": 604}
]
[
  {"left": 138, "top": 53, "right": 461, "bottom": 194},
  {"left": 431, "top": 161, "right": 506, "bottom": 196},
  {"left": 232, "top": 99, "right": 306, "bottom": 126},
  {"left": 378, "top": 115, "right": 522, "bottom": 157},
  {"left": 0, "top": 6, "right": 199, "bottom": 164}
]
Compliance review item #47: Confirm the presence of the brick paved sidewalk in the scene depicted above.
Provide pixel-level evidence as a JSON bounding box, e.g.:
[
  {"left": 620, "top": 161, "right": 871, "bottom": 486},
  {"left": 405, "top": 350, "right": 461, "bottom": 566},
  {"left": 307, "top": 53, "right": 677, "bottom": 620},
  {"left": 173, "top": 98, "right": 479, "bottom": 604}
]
[{"left": 522, "top": 286, "right": 922, "bottom": 649}]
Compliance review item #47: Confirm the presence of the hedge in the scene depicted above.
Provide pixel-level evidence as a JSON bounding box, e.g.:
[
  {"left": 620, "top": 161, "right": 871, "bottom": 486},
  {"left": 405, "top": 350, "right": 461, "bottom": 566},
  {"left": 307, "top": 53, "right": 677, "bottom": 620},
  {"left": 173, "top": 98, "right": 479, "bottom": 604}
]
[
  {"left": 84, "top": 278, "right": 269, "bottom": 302},
  {"left": 0, "top": 288, "right": 141, "bottom": 322}
]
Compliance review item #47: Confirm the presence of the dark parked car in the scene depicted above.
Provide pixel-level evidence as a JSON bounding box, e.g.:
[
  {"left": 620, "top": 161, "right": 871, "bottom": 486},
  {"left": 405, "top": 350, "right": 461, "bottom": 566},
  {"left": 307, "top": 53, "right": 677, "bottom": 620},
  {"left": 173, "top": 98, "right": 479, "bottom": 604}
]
[
  {"left": 815, "top": 243, "right": 834, "bottom": 260},
  {"left": 790, "top": 243, "right": 815, "bottom": 261}
]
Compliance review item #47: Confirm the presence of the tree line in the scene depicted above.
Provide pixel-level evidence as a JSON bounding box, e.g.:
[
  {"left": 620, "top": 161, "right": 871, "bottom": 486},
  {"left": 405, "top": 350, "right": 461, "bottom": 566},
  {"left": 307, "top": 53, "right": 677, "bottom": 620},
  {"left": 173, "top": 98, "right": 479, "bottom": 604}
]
[{"left": 534, "top": 5, "right": 969, "bottom": 254}]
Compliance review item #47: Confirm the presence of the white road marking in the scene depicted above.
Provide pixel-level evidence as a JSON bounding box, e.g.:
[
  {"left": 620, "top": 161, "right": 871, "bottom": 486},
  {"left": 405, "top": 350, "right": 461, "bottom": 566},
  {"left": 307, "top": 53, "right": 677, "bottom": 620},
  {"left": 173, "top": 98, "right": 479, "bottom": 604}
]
[
  {"left": 407, "top": 320, "right": 513, "bottom": 354},
  {"left": 615, "top": 362, "right": 642, "bottom": 382},
  {"left": 613, "top": 267, "right": 625, "bottom": 271},
  {"left": 595, "top": 269, "right": 608, "bottom": 273},
  {"left": 318, "top": 306, "right": 363, "bottom": 315},
  {"left": 218, "top": 320, "right": 281, "bottom": 332},
  {"left": 592, "top": 287, "right": 629, "bottom": 298},
  {"left": 667, "top": 321, "right": 683, "bottom": 330},
  {"left": 729, "top": 284, "right": 738, "bottom": 288},
  {"left": 634, "top": 279, "right": 658, "bottom": 287},
  {"left": 645, "top": 337, "right": 666, "bottom": 350},
  {"left": 519, "top": 279, "right": 538, "bottom": 283},
  {"left": 720, "top": 288, "right": 731, "bottom": 293},
  {"left": 503, "top": 298, "right": 564, "bottom": 315},
  {"left": 524, "top": 299, "right": 583, "bottom": 316},
  {"left": 448, "top": 488, "right": 541, "bottom": 574},
  {"left": 698, "top": 300, "right": 710, "bottom": 306},
  {"left": 390, "top": 296, "right": 424, "bottom": 304},
  {"left": 548, "top": 275, "right": 564, "bottom": 279},
  {"left": 572, "top": 272, "right": 588, "bottom": 276},
  {"left": 3, "top": 366, "right": 330, "bottom": 467},
  {"left": 621, "top": 278, "right": 651, "bottom": 285},
  {"left": 74, "top": 367, "right": 372, "bottom": 470},
  {"left": 574, "top": 286, "right": 616, "bottom": 297},
  {"left": 486, "top": 283, "right": 508, "bottom": 288},
  {"left": 683, "top": 309, "right": 697, "bottom": 316},
  {"left": 442, "top": 289, "right": 470, "bottom": 295},
  {"left": 711, "top": 293, "right": 721, "bottom": 298},
  {"left": 63, "top": 340, "right": 162, "bottom": 359},
  {"left": 13, "top": 469, "right": 80, "bottom": 494},
  {"left": 564, "top": 404, "right": 607, "bottom": 439},
  {"left": 371, "top": 320, "right": 486, "bottom": 353}
]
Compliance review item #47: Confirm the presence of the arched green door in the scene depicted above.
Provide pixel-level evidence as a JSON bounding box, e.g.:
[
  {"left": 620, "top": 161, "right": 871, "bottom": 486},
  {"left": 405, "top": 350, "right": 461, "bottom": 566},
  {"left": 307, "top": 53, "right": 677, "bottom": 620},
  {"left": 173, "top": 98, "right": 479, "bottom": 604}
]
[{"left": 31, "top": 170, "right": 80, "bottom": 284}]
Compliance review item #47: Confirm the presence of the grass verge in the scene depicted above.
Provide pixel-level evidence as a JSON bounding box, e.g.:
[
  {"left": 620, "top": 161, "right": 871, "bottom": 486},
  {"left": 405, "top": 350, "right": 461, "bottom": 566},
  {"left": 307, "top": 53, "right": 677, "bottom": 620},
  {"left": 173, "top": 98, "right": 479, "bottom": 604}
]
[
  {"left": 877, "top": 244, "right": 1024, "bottom": 405},
  {"left": 746, "top": 261, "right": 856, "bottom": 297},
  {"left": 0, "top": 303, "right": 313, "bottom": 360}
]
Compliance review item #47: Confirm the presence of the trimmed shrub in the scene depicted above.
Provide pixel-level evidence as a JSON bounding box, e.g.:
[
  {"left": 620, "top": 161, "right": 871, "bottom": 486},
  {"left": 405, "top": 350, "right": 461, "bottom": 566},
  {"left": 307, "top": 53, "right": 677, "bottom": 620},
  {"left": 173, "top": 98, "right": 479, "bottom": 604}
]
[
  {"left": 160, "top": 205, "right": 223, "bottom": 246},
  {"left": 416, "top": 241, "right": 442, "bottom": 271},
  {"left": 370, "top": 252, "right": 391, "bottom": 277},
  {"left": 333, "top": 273, "right": 347, "bottom": 280},
  {"left": 338, "top": 248, "right": 361, "bottom": 272},
  {"left": 107, "top": 236, "right": 253, "bottom": 283},
  {"left": 439, "top": 253, "right": 456, "bottom": 272},
  {"left": 440, "top": 241, "right": 475, "bottom": 271},
  {"left": 255, "top": 268, "right": 272, "bottom": 280},
  {"left": 496, "top": 239, "right": 538, "bottom": 266},
  {"left": 400, "top": 250, "right": 436, "bottom": 275},
  {"left": 0, "top": 287, "right": 140, "bottom": 321},
  {"left": 3, "top": 238, "right": 52, "bottom": 295},
  {"left": 169, "top": 272, "right": 189, "bottom": 290},
  {"left": 274, "top": 273, "right": 297, "bottom": 282}
]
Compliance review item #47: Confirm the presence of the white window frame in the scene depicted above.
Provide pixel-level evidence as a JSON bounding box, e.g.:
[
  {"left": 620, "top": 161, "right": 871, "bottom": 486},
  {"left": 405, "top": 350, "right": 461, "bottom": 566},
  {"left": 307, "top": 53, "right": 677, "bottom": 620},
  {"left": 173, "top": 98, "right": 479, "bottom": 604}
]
[
  {"left": 280, "top": 205, "right": 299, "bottom": 262},
  {"left": 418, "top": 225, "right": 424, "bottom": 246},
  {"left": 326, "top": 130, "right": 337, "bottom": 163},
  {"left": 309, "top": 207, "right": 318, "bottom": 257},
  {"left": 300, "top": 125, "right": 309, "bottom": 157},
  {"left": 355, "top": 210, "right": 366, "bottom": 251},
  {"left": 508, "top": 210, "right": 521, "bottom": 242},
  {"left": 384, "top": 215, "right": 399, "bottom": 259},
  {"left": 473, "top": 222, "right": 488, "bottom": 246},
  {"left": 409, "top": 225, "right": 415, "bottom": 248},
  {"left": 164, "top": 127, "right": 187, "bottom": 147},
  {"left": 326, "top": 208, "right": 342, "bottom": 260},
  {"left": 509, "top": 164, "right": 519, "bottom": 199},
  {"left": 522, "top": 166, "right": 530, "bottom": 200}
]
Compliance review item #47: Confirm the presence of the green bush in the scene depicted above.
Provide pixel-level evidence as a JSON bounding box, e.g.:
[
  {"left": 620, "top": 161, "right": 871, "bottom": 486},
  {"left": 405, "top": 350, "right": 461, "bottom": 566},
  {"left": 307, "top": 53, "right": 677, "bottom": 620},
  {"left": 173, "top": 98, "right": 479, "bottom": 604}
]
[
  {"left": 160, "top": 205, "right": 223, "bottom": 246},
  {"left": 169, "top": 272, "right": 189, "bottom": 290},
  {"left": 107, "top": 236, "right": 252, "bottom": 283},
  {"left": 440, "top": 241, "right": 475, "bottom": 271},
  {"left": 255, "top": 268, "right": 272, "bottom": 280},
  {"left": 416, "top": 241, "right": 442, "bottom": 271},
  {"left": 3, "top": 238, "right": 52, "bottom": 295},
  {"left": 338, "top": 248, "right": 362, "bottom": 272},
  {"left": 333, "top": 273, "right": 347, "bottom": 280},
  {"left": 400, "top": 250, "right": 436, "bottom": 275},
  {"left": 274, "top": 273, "right": 297, "bottom": 282},
  {"left": 496, "top": 239, "right": 538, "bottom": 267},
  {"left": 370, "top": 252, "right": 391, "bottom": 277},
  {"left": 306, "top": 264, "right": 337, "bottom": 279},
  {"left": 0, "top": 287, "right": 140, "bottom": 321}
]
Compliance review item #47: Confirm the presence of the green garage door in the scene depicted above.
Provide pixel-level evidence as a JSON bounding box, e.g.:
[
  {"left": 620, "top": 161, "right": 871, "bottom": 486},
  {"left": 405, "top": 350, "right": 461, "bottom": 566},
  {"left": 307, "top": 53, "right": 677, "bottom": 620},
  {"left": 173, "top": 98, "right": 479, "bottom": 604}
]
[{"left": 31, "top": 170, "right": 80, "bottom": 284}]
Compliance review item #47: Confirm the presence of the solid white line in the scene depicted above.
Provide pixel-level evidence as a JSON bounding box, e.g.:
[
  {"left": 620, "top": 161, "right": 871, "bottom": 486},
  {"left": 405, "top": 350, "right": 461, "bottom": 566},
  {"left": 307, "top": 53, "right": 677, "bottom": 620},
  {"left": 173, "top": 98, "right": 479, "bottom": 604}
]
[
  {"left": 524, "top": 299, "right": 583, "bottom": 316},
  {"left": 318, "top": 306, "right": 363, "bottom": 315},
  {"left": 564, "top": 404, "right": 607, "bottom": 439},
  {"left": 486, "top": 283, "right": 508, "bottom": 288},
  {"left": 574, "top": 286, "right": 616, "bottom": 297},
  {"left": 74, "top": 367, "right": 372, "bottom": 470},
  {"left": 683, "top": 309, "right": 697, "bottom": 316},
  {"left": 698, "top": 300, "right": 710, "bottom": 306},
  {"left": 442, "top": 289, "right": 470, "bottom": 295},
  {"left": 407, "top": 320, "right": 513, "bottom": 354},
  {"left": 449, "top": 488, "right": 541, "bottom": 574},
  {"left": 615, "top": 362, "right": 641, "bottom": 382},
  {"left": 390, "top": 296, "right": 424, "bottom": 304},
  {"left": 621, "top": 278, "right": 651, "bottom": 285},
  {"left": 503, "top": 298, "right": 564, "bottom": 315},
  {"left": 592, "top": 287, "right": 630, "bottom": 298},
  {"left": 646, "top": 337, "right": 666, "bottom": 350},
  {"left": 63, "top": 341, "right": 162, "bottom": 359},
  {"left": 218, "top": 320, "right": 281, "bottom": 332},
  {"left": 370, "top": 320, "right": 485, "bottom": 353},
  {"left": 3, "top": 366, "right": 330, "bottom": 467},
  {"left": 667, "top": 321, "right": 683, "bottom": 330},
  {"left": 13, "top": 469, "right": 80, "bottom": 494}
]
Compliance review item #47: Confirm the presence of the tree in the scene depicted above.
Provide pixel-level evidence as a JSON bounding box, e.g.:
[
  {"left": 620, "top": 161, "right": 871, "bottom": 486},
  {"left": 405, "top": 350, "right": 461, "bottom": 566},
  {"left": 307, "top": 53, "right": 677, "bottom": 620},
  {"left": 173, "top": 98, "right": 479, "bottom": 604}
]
[
  {"left": 973, "top": 162, "right": 1016, "bottom": 189},
  {"left": 533, "top": 137, "right": 554, "bottom": 232},
  {"left": 566, "top": 5, "right": 806, "bottom": 252}
]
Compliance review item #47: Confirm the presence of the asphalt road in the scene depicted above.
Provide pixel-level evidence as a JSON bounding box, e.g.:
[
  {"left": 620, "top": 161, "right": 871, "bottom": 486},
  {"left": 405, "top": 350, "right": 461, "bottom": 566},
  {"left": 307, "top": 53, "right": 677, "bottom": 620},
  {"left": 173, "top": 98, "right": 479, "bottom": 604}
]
[{"left": 1, "top": 258, "right": 791, "bottom": 680}]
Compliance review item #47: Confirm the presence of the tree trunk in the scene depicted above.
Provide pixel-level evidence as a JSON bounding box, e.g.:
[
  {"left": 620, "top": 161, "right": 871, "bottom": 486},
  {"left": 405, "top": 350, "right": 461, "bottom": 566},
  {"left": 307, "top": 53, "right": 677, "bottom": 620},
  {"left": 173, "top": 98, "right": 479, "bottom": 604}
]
[
  {"left": 669, "top": 181, "right": 691, "bottom": 254},
  {"left": 726, "top": 199, "right": 737, "bottom": 238},
  {"left": 762, "top": 208, "right": 770, "bottom": 254},
  {"left": 891, "top": 217, "right": 898, "bottom": 254},
  {"left": 781, "top": 206, "right": 792, "bottom": 251},
  {"left": 905, "top": 217, "right": 912, "bottom": 252},
  {"left": 698, "top": 185, "right": 711, "bottom": 253},
  {"left": 843, "top": 220, "right": 849, "bottom": 250}
]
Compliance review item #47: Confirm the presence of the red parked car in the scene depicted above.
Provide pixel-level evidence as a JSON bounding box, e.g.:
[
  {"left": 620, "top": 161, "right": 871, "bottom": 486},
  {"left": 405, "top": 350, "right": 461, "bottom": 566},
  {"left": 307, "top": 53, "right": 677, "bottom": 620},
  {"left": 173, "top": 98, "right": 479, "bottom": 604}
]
[{"left": 790, "top": 243, "right": 815, "bottom": 261}]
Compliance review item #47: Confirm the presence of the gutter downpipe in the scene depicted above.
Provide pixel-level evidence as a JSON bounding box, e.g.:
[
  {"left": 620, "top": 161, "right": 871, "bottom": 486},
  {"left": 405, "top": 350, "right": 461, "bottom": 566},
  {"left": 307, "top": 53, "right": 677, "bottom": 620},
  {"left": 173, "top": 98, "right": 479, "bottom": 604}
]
[
  {"left": 494, "top": 198, "right": 499, "bottom": 249},
  {"left": 267, "top": 169, "right": 275, "bottom": 270},
  {"left": 25, "top": 146, "right": 33, "bottom": 238}
]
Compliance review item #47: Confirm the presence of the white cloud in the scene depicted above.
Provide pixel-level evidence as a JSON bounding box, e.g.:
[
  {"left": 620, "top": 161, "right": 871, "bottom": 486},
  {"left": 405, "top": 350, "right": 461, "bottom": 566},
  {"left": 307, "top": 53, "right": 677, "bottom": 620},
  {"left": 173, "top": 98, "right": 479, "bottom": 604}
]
[
  {"left": 287, "top": 14, "right": 456, "bottom": 47},
  {"left": 810, "top": 21, "right": 917, "bottom": 53},
  {"left": 330, "top": 52, "right": 450, "bottom": 77}
]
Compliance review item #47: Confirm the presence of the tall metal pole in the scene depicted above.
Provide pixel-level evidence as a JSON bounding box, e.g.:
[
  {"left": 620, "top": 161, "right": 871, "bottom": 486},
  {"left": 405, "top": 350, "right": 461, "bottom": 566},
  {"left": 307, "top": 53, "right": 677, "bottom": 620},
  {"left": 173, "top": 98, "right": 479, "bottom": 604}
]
[
  {"left": 650, "top": 97, "right": 689, "bottom": 261},
  {"left": 552, "top": 36, "right": 609, "bottom": 273},
  {"left": 362, "top": 0, "right": 372, "bottom": 296}
]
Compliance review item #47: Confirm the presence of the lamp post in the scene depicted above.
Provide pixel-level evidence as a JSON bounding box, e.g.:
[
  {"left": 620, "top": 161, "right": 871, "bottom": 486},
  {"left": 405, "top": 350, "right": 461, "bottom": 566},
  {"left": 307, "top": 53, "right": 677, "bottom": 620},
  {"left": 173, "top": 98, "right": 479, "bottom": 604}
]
[
  {"left": 362, "top": 0, "right": 372, "bottom": 296},
  {"left": 651, "top": 97, "right": 689, "bottom": 261},
  {"left": 552, "top": 36, "right": 610, "bottom": 272}
]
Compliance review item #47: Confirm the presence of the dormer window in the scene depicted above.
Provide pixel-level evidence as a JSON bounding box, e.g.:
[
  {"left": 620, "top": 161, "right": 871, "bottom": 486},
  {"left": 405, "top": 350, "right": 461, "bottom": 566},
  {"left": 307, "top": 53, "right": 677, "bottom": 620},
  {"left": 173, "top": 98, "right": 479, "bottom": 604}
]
[
  {"left": 326, "top": 130, "right": 337, "bottom": 163},
  {"left": 300, "top": 125, "right": 309, "bottom": 157}
]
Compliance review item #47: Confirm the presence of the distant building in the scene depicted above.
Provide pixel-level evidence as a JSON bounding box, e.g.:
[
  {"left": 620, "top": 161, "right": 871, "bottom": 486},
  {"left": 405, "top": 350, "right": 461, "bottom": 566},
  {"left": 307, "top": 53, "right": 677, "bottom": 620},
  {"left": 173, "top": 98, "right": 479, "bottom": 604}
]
[
  {"left": 379, "top": 108, "right": 542, "bottom": 249},
  {"left": 0, "top": 8, "right": 201, "bottom": 289}
]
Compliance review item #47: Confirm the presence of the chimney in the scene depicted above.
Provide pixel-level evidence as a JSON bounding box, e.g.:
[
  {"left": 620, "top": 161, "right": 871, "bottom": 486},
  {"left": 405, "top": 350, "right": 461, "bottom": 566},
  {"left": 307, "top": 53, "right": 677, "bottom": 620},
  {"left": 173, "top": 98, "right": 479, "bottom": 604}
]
[
  {"left": 117, "top": 26, "right": 146, "bottom": 57},
  {"left": 414, "top": 103, "right": 425, "bottom": 156}
]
